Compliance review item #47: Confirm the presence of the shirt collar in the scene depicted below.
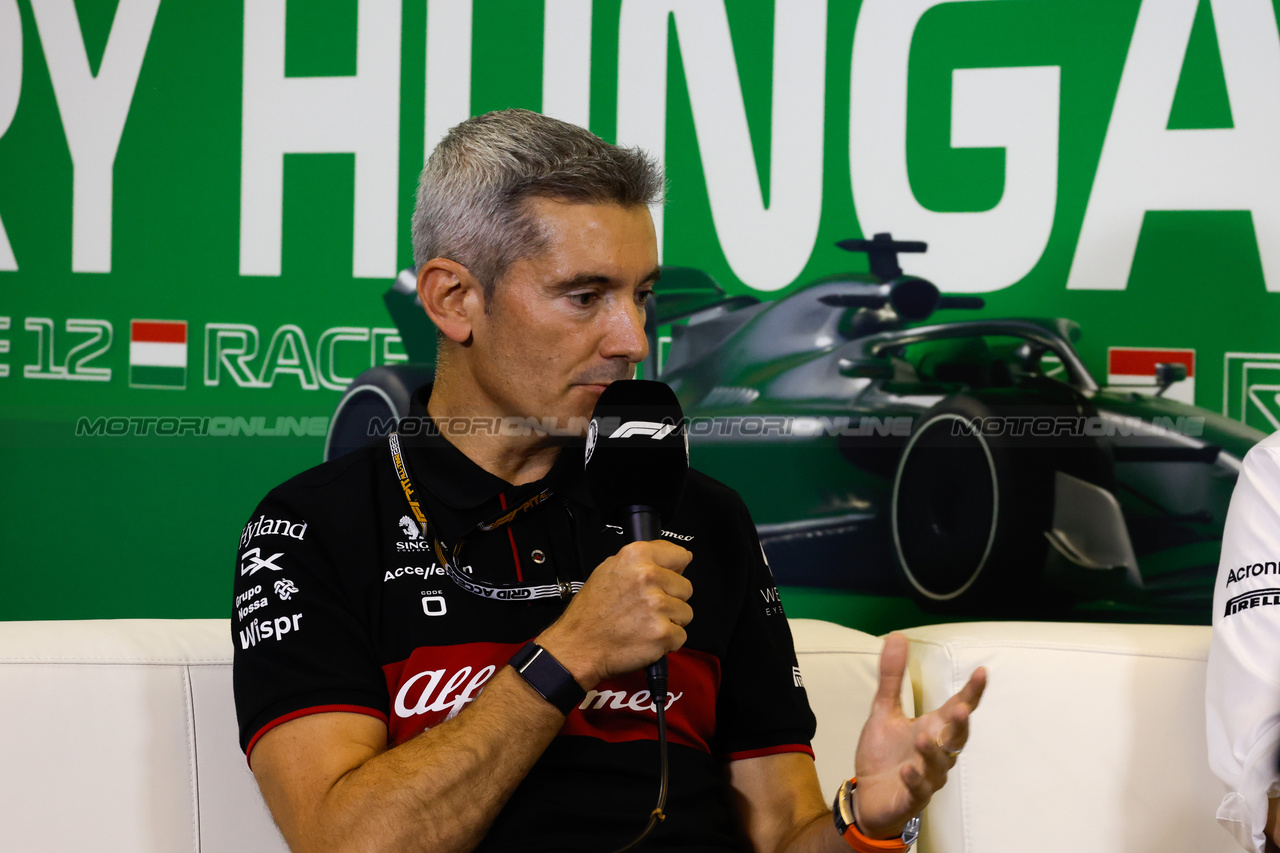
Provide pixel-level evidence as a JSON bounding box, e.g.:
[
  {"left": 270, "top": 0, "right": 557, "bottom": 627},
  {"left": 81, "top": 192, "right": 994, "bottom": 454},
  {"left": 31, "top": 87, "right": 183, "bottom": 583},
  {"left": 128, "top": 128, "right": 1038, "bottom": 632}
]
[{"left": 400, "top": 383, "right": 591, "bottom": 511}]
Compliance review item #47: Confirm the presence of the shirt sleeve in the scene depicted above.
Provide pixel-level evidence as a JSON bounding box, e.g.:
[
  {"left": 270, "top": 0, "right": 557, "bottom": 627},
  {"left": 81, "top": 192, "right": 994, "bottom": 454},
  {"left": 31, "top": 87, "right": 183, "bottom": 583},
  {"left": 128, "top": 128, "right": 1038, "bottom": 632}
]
[
  {"left": 1207, "top": 434, "right": 1280, "bottom": 853},
  {"left": 231, "top": 485, "right": 388, "bottom": 759},
  {"left": 713, "top": 495, "right": 818, "bottom": 760}
]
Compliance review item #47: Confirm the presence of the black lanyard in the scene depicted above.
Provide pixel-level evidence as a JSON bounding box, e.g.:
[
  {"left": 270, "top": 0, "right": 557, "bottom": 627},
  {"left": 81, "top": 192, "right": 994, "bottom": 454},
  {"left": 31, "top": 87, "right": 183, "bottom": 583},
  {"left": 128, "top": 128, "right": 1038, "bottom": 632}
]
[{"left": 388, "top": 432, "right": 584, "bottom": 602}]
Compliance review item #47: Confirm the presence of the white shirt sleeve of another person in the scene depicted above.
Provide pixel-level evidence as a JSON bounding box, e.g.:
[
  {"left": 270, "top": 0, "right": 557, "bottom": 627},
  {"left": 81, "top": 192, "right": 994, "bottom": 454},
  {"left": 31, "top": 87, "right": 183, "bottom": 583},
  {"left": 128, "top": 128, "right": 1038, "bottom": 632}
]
[{"left": 1208, "top": 430, "right": 1280, "bottom": 853}]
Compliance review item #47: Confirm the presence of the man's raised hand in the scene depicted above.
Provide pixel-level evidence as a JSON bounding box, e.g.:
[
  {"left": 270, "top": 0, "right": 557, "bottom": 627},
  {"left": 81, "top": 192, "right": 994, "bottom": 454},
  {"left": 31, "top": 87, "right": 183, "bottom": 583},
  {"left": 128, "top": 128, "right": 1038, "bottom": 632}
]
[
  {"left": 535, "top": 539, "right": 693, "bottom": 689},
  {"left": 850, "top": 632, "right": 987, "bottom": 839}
]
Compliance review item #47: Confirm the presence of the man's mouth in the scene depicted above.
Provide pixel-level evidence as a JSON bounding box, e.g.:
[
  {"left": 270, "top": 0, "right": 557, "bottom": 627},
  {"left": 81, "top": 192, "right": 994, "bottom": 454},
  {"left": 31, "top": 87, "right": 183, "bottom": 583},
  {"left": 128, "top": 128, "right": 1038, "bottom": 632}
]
[{"left": 573, "top": 373, "right": 630, "bottom": 393}]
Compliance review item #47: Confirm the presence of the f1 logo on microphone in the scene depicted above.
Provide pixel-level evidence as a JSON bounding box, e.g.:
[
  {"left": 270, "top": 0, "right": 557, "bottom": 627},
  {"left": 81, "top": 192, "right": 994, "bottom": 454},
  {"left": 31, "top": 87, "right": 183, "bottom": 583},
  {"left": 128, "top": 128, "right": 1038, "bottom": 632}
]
[{"left": 610, "top": 420, "right": 677, "bottom": 440}]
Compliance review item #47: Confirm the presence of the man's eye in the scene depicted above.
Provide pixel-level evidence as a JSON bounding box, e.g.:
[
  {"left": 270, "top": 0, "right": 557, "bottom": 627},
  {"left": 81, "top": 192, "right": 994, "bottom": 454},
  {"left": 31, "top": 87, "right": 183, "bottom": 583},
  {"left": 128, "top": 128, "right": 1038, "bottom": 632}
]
[
  {"left": 570, "top": 292, "right": 596, "bottom": 307},
  {"left": 636, "top": 289, "right": 654, "bottom": 306}
]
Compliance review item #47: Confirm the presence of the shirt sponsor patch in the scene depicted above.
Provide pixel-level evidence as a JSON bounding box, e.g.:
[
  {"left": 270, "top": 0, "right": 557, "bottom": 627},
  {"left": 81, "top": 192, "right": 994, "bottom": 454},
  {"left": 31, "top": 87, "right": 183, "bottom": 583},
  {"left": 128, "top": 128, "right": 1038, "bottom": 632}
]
[
  {"left": 1224, "top": 588, "right": 1280, "bottom": 618},
  {"left": 421, "top": 592, "right": 447, "bottom": 616},
  {"left": 381, "top": 644, "right": 721, "bottom": 753},
  {"left": 396, "top": 514, "right": 433, "bottom": 552},
  {"left": 760, "top": 586, "right": 785, "bottom": 617},
  {"left": 235, "top": 584, "right": 268, "bottom": 622},
  {"left": 384, "top": 564, "right": 449, "bottom": 582},
  {"left": 1225, "top": 560, "right": 1280, "bottom": 587},
  {"left": 239, "top": 613, "right": 303, "bottom": 649},
  {"left": 578, "top": 687, "right": 685, "bottom": 712},
  {"left": 240, "top": 547, "right": 285, "bottom": 576},
  {"left": 603, "top": 524, "right": 694, "bottom": 542},
  {"left": 241, "top": 514, "right": 308, "bottom": 549}
]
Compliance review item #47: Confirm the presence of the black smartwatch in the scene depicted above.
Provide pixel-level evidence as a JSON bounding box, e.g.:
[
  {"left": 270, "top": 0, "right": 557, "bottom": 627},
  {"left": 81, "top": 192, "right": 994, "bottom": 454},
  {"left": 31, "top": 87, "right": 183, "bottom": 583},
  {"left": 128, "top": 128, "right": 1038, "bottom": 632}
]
[{"left": 508, "top": 641, "right": 587, "bottom": 715}]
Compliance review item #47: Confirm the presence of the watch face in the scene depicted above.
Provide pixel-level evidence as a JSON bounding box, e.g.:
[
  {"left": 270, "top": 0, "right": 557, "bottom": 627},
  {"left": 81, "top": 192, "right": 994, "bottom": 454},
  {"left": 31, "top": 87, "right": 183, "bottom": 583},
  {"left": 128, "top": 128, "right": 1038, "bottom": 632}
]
[
  {"left": 833, "top": 778, "right": 856, "bottom": 831},
  {"left": 901, "top": 816, "right": 921, "bottom": 845}
]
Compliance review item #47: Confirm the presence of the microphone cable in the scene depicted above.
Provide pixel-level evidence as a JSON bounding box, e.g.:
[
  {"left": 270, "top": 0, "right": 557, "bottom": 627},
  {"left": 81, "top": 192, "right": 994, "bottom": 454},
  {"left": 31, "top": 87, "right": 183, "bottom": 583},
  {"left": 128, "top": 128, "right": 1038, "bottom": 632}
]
[
  {"left": 585, "top": 380, "right": 690, "bottom": 852},
  {"left": 609, "top": 666, "right": 669, "bottom": 853}
]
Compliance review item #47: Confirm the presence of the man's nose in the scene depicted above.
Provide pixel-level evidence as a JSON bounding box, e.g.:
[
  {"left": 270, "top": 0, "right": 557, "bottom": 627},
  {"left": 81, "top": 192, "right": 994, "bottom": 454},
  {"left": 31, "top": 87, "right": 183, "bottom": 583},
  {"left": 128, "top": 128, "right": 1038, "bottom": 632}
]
[{"left": 602, "top": 297, "right": 649, "bottom": 364}]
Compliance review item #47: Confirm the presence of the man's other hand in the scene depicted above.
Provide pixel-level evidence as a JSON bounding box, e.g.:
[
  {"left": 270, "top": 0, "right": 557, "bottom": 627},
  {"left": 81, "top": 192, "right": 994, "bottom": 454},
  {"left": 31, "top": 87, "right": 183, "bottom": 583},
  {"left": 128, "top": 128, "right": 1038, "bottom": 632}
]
[
  {"left": 852, "top": 632, "right": 987, "bottom": 839},
  {"left": 536, "top": 539, "right": 693, "bottom": 688}
]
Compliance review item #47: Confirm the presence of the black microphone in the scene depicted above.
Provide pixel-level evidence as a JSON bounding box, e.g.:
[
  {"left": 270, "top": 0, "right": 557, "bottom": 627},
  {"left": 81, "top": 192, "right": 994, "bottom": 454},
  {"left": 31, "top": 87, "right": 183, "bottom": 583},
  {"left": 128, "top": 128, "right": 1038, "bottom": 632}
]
[{"left": 584, "top": 379, "right": 689, "bottom": 701}]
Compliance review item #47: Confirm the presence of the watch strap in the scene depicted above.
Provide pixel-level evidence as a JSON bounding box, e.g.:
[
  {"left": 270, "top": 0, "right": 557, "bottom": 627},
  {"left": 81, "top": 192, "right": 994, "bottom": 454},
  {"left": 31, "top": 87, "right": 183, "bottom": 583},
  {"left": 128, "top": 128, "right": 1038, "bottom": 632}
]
[
  {"left": 832, "top": 778, "right": 916, "bottom": 852},
  {"left": 509, "top": 641, "right": 586, "bottom": 715}
]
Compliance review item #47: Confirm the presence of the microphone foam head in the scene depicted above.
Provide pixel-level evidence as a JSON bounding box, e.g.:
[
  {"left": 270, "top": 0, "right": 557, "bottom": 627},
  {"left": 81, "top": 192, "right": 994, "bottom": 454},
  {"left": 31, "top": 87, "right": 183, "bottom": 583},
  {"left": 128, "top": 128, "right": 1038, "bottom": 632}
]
[{"left": 585, "top": 380, "right": 689, "bottom": 524}]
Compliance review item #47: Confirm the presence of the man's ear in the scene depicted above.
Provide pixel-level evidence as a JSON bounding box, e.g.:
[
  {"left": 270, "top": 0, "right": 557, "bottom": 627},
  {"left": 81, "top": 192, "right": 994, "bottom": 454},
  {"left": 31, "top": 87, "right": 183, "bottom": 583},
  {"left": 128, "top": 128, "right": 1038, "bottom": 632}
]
[{"left": 417, "top": 258, "right": 482, "bottom": 344}]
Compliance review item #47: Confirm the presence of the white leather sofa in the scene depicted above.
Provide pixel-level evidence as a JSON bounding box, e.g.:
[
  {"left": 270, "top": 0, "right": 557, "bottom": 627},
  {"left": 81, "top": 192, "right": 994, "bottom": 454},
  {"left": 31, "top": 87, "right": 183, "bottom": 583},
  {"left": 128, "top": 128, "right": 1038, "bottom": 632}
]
[{"left": 0, "top": 618, "right": 1234, "bottom": 852}]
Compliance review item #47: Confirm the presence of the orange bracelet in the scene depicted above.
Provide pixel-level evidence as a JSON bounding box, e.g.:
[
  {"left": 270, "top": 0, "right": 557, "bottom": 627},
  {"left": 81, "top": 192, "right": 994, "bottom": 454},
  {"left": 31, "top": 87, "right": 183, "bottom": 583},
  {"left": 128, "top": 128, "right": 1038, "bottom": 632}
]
[{"left": 832, "top": 778, "right": 914, "bottom": 852}]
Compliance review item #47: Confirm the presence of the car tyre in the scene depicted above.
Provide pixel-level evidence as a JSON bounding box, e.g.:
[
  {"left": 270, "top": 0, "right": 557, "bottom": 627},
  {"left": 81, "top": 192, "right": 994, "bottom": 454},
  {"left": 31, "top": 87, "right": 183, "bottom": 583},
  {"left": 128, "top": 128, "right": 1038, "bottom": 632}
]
[
  {"left": 891, "top": 395, "right": 1060, "bottom": 612},
  {"left": 326, "top": 364, "right": 435, "bottom": 461}
]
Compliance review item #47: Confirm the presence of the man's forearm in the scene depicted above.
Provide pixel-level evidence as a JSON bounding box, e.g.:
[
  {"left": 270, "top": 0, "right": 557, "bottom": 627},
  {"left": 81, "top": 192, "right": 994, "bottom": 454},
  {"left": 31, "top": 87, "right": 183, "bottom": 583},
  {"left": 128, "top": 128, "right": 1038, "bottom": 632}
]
[{"left": 257, "top": 667, "right": 566, "bottom": 853}]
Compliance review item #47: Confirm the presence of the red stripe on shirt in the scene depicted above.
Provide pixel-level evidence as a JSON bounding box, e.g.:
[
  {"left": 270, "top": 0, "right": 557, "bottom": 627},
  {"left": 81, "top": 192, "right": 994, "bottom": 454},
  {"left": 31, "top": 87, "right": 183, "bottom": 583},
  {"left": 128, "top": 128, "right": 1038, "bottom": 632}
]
[
  {"left": 499, "top": 492, "right": 523, "bottom": 582},
  {"left": 722, "top": 744, "right": 815, "bottom": 762},
  {"left": 245, "top": 704, "right": 388, "bottom": 764}
]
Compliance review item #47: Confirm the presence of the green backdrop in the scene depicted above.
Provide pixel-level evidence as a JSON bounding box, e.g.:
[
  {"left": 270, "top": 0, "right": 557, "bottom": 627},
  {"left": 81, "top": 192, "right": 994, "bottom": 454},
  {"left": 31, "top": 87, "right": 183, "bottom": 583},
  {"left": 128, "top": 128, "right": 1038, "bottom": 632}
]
[{"left": 2, "top": 0, "right": 1278, "bottom": 631}]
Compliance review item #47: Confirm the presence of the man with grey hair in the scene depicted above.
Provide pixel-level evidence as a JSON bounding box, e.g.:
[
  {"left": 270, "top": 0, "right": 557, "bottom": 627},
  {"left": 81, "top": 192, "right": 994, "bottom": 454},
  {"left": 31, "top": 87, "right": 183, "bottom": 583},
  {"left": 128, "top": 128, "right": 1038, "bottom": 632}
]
[
  {"left": 412, "top": 109, "right": 665, "bottom": 305},
  {"left": 232, "top": 108, "right": 984, "bottom": 853}
]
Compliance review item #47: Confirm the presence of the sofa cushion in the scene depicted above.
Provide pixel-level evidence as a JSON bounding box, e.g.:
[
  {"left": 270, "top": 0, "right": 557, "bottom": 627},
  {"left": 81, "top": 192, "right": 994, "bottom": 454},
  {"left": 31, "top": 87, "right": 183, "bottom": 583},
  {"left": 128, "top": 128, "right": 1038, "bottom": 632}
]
[
  {"left": 903, "top": 621, "right": 1232, "bottom": 853},
  {"left": 0, "top": 619, "right": 286, "bottom": 853}
]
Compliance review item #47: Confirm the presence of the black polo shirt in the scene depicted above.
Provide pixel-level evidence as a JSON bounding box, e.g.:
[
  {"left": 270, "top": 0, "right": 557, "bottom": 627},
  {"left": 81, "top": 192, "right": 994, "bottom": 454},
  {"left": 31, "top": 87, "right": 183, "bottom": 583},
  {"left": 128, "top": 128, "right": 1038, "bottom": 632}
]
[{"left": 232, "top": 386, "right": 816, "bottom": 851}]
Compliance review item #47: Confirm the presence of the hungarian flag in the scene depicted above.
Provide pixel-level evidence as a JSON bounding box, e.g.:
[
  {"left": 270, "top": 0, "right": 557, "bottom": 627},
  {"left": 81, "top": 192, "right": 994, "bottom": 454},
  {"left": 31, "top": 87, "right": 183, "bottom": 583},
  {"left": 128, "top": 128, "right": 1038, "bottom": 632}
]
[
  {"left": 1106, "top": 346, "right": 1195, "bottom": 405},
  {"left": 129, "top": 320, "right": 187, "bottom": 389}
]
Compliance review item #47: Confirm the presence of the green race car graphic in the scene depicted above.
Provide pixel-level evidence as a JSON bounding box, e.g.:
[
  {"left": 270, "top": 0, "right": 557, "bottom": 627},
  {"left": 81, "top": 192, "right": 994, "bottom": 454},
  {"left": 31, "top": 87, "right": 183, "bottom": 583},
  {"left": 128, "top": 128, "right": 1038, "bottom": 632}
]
[{"left": 330, "top": 235, "right": 1261, "bottom": 619}]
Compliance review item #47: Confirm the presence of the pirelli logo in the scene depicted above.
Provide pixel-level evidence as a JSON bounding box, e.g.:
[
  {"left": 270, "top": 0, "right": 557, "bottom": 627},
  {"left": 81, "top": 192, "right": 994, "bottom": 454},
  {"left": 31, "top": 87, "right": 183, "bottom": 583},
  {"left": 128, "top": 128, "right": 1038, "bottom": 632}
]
[{"left": 1224, "top": 588, "right": 1280, "bottom": 618}]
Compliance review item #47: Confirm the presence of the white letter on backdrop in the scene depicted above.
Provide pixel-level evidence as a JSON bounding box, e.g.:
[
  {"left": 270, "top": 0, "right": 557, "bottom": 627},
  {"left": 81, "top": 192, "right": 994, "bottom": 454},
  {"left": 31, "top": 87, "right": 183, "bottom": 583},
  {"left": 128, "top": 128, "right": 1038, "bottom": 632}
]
[
  {"left": 0, "top": 0, "right": 20, "bottom": 270},
  {"left": 850, "top": 0, "right": 1060, "bottom": 292},
  {"left": 241, "top": 0, "right": 401, "bottom": 278},
  {"left": 542, "top": 0, "right": 592, "bottom": 128},
  {"left": 1068, "top": 0, "right": 1280, "bottom": 291},
  {"left": 425, "top": 0, "right": 472, "bottom": 159},
  {"left": 30, "top": 0, "right": 160, "bottom": 273},
  {"left": 618, "top": 0, "right": 827, "bottom": 290}
]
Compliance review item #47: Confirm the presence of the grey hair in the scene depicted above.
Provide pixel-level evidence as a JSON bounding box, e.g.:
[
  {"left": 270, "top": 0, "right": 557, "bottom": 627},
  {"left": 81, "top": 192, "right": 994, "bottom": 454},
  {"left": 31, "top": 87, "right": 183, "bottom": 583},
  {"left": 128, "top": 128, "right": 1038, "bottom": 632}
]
[{"left": 411, "top": 109, "right": 664, "bottom": 303}]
